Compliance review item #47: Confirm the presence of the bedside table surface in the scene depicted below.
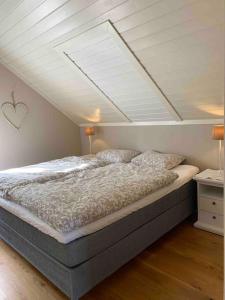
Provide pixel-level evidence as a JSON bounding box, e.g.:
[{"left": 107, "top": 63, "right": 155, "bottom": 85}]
[{"left": 193, "top": 169, "right": 224, "bottom": 187}]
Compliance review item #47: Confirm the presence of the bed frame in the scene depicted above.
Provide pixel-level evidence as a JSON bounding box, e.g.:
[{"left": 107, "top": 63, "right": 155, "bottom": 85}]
[{"left": 0, "top": 181, "right": 196, "bottom": 300}]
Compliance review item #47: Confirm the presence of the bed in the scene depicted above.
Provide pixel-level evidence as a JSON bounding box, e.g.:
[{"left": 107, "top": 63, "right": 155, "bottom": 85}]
[{"left": 0, "top": 157, "right": 198, "bottom": 300}]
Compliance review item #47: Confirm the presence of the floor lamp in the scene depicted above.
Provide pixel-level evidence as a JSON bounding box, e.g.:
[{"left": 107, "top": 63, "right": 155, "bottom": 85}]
[
  {"left": 212, "top": 125, "right": 224, "bottom": 176},
  {"left": 84, "top": 127, "right": 95, "bottom": 154}
]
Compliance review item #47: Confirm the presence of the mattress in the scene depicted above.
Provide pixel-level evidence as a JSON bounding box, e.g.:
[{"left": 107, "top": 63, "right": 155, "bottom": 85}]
[
  {"left": 0, "top": 165, "right": 198, "bottom": 244},
  {"left": 0, "top": 165, "right": 198, "bottom": 267}
]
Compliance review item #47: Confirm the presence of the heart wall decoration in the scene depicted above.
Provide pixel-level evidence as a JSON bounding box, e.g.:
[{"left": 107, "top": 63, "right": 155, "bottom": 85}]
[{"left": 1, "top": 91, "right": 29, "bottom": 130}]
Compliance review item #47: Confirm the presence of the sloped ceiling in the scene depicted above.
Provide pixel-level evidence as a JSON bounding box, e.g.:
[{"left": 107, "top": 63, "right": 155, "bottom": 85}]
[{"left": 0, "top": 0, "right": 224, "bottom": 125}]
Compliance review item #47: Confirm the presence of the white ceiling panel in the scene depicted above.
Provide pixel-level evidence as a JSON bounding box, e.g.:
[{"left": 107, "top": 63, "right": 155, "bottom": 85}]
[
  {"left": 0, "top": 0, "right": 223, "bottom": 125},
  {"left": 55, "top": 21, "right": 181, "bottom": 122},
  {"left": 0, "top": 0, "right": 23, "bottom": 23},
  {"left": 0, "top": 0, "right": 46, "bottom": 36}
]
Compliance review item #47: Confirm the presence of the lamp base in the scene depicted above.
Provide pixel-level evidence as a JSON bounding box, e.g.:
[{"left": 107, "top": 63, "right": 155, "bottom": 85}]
[
  {"left": 89, "top": 135, "right": 92, "bottom": 154},
  {"left": 218, "top": 139, "right": 223, "bottom": 178},
  {"left": 218, "top": 169, "right": 224, "bottom": 178}
]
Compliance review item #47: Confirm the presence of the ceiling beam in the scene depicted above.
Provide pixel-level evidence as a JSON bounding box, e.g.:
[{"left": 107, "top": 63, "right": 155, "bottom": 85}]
[
  {"left": 80, "top": 119, "right": 224, "bottom": 127},
  {"left": 106, "top": 20, "right": 182, "bottom": 121}
]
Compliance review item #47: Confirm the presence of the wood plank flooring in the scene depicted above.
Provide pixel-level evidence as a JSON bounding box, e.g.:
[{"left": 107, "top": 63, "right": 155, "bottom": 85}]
[{"left": 0, "top": 221, "right": 223, "bottom": 300}]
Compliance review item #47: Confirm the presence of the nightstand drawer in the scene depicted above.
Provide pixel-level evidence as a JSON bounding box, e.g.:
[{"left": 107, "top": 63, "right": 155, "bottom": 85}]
[
  {"left": 199, "top": 211, "right": 224, "bottom": 228},
  {"left": 199, "top": 197, "right": 223, "bottom": 215}
]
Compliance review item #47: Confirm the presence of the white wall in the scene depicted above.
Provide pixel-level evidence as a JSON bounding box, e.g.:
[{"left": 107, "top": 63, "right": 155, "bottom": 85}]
[
  {"left": 0, "top": 63, "right": 81, "bottom": 170},
  {"left": 80, "top": 124, "right": 223, "bottom": 171}
]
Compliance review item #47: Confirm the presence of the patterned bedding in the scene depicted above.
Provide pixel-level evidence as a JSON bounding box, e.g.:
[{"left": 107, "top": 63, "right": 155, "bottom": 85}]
[
  {"left": 3, "top": 163, "right": 178, "bottom": 233},
  {"left": 0, "top": 155, "right": 107, "bottom": 198}
]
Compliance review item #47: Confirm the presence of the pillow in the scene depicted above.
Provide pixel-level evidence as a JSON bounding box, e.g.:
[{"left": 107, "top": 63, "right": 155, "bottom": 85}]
[
  {"left": 131, "top": 150, "right": 185, "bottom": 170},
  {"left": 96, "top": 149, "right": 140, "bottom": 163}
]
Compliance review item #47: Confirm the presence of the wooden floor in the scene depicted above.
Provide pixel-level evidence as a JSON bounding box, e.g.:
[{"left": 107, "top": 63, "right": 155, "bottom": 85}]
[{"left": 0, "top": 221, "right": 223, "bottom": 300}]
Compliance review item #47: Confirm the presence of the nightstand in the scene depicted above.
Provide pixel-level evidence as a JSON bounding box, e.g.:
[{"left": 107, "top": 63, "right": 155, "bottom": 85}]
[{"left": 193, "top": 169, "right": 224, "bottom": 236}]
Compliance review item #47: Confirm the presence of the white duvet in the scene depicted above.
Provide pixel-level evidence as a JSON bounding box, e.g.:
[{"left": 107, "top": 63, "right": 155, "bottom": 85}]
[{"left": 0, "top": 155, "right": 107, "bottom": 197}]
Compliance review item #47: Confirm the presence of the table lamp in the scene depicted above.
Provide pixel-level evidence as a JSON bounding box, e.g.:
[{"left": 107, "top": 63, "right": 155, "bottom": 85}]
[
  {"left": 212, "top": 125, "right": 224, "bottom": 175},
  {"left": 85, "top": 127, "right": 95, "bottom": 154}
]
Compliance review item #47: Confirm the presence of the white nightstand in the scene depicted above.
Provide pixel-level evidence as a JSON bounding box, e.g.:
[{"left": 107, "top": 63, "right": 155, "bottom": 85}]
[{"left": 193, "top": 169, "right": 224, "bottom": 236}]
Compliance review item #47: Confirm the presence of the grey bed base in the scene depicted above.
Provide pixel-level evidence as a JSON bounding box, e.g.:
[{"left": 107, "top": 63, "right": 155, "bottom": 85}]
[{"left": 0, "top": 181, "right": 196, "bottom": 300}]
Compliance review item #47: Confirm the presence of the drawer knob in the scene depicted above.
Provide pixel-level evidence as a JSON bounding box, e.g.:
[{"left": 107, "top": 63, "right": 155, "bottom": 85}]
[
  {"left": 212, "top": 201, "right": 216, "bottom": 205},
  {"left": 212, "top": 216, "right": 216, "bottom": 220}
]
